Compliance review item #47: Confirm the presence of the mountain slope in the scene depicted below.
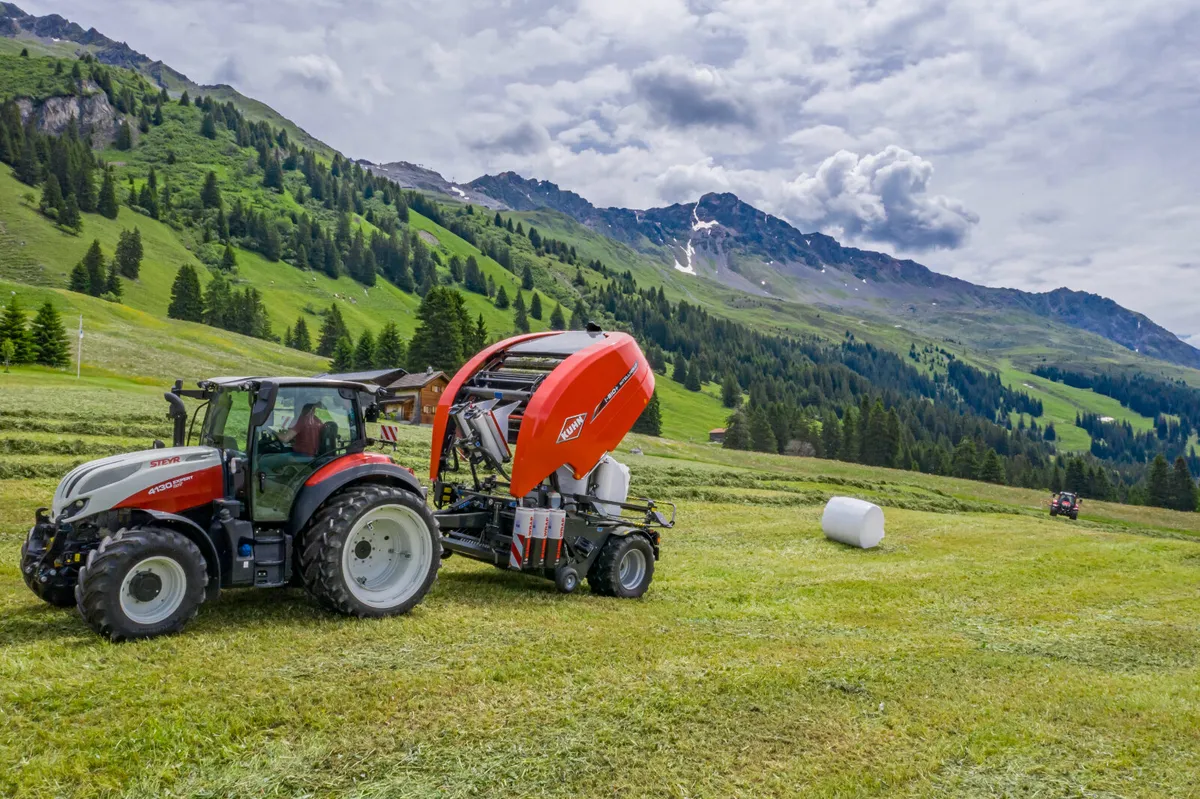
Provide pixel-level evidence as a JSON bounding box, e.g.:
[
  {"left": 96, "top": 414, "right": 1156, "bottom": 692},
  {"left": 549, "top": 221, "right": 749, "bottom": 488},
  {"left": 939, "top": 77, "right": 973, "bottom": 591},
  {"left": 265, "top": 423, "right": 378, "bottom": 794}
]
[
  {"left": 0, "top": 3, "right": 333, "bottom": 156},
  {"left": 468, "top": 173, "right": 1200, "bottom": 370}
]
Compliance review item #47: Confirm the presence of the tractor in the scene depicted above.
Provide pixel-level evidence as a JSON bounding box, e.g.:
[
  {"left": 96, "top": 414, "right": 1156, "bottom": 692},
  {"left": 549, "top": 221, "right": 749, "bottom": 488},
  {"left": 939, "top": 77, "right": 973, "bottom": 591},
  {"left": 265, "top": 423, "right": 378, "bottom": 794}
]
[
  {"left": 431, "top": 325, "right": 674, "bottom": 596},
  {"left": 1049, "top": 491, "right": 1081, "bottom": 520},
  {"left": 20, "top": 376, "right": 440, "bottom": 641}
]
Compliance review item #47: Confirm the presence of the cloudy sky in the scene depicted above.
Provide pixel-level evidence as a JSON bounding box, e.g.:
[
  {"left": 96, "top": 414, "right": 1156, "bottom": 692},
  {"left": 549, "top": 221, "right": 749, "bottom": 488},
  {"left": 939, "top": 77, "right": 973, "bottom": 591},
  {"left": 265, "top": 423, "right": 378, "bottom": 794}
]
[{"left": 24, "top": 0, "right": 1200, "bottom": 342}]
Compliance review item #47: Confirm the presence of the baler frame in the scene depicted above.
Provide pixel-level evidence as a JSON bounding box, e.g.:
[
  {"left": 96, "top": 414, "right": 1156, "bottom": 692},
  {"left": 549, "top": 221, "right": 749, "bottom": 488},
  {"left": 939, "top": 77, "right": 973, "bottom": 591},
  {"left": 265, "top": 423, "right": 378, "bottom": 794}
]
[{"left": 429, "top": 326, "right": 674, "bottom": 595}]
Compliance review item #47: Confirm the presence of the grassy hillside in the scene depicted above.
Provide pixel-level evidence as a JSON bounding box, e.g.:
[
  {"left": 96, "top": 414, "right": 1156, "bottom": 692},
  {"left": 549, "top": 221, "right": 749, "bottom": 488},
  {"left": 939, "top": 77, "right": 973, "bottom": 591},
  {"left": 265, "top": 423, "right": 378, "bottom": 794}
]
[
  {"left": 0, "top": 49, "right": 1187, "bottom": 460},
  {"left": 2, "top": 375, "right": 1199, "bottom": 797}
]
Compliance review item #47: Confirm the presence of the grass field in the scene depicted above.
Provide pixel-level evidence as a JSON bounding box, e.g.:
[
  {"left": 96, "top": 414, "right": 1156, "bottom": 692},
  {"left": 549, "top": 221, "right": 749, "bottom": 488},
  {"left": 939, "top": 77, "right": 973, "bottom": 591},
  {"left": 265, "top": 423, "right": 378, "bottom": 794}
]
[
  {"left": 2, "top": 372, "right": 1199, "bottom": 798},
  {"left": 999, "top": 361, "right": 1156, "bottom": 452}
]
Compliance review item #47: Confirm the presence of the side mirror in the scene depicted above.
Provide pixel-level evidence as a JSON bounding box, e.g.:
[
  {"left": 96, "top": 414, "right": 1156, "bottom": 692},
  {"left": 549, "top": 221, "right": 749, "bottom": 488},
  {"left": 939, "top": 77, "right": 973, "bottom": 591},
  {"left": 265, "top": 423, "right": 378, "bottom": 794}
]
[
  {"left": 365, "top": 403, "right": 380, "bottom": 423},
  {"left": 250, "top": 382, "right": 279, "bottom": 428},
  {"left": 152, "top": 439, "right": 165, "bottom": 449}
]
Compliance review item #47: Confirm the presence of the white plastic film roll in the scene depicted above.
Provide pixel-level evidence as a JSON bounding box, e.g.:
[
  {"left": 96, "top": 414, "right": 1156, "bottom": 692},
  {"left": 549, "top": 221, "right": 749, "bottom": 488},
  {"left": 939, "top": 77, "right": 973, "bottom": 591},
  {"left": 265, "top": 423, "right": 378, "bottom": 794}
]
[
  {"left": 511, "top": 507, "right": 536, "bottom": 568},
  {"left": 821, "top": 497, "right": 885, "bottom": 549}
]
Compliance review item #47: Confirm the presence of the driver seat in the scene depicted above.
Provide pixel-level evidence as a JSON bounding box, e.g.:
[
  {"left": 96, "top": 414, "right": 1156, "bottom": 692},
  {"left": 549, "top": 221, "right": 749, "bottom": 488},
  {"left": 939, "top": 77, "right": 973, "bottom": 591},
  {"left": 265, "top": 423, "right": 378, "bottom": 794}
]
[{"left": 318, "top": 421, "right": 338, "bottom": 456}]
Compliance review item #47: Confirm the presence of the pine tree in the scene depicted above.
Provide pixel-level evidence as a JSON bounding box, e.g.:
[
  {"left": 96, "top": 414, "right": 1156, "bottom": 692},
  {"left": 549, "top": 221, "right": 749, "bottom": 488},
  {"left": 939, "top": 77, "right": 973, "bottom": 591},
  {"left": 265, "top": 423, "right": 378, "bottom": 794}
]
[
  {"left": 1169, "top": 456, "right": 1197, "bottom": 512},
  {"left": 408, "top": 286, "right": 465, "bottom": 373},
  {"left": 471, "top": 314, "right": 488, "bottom": 353},
  {"left": 200, "top": 113, "right": 217, "bottom": 139},
  {"left": 748, "top": 406, "right": 778, "bottom": 453},
  {"left": 841, "top": 408, "right": 858, "bottom": 461},
  {"left": 570, "top": 298, "right": 589, "bottom": 330},
  {"left": 513, "top": 291, "right": 530, "bottom": 333},
  {"left": 1147, "top": 454, "right": 1171, "bottom": 508},
  {"left": 97, "top": 170, "right": 119, "bottom": 219},
  {"left": 494, "top": 285, "right": 510, "bottom": 309},
  {"left": 354, "top": 329, "right": 376, "bottom": 370},
  {"left": 200, "top": 171, "right": 221, "bottom": 209},
  {"left": 375, "top": 321, "right": 405, "bottom": 367},
  {"left": 685, "top": 362, "right": 702, "bottom": 392},
  {"left": 330, "top": 335, "right": 355, "bottom": 372},
  {"left": 521, "top": 262, "right": 534, "bottom": 290},
  {"left": 952, "top": 439, "right": 978, "bottom": 480},
  {"left": 631, "top": 390, "right": 662, "bottom": 436},
  {"left": 821, "top": 412, "right": 842, "bottom": 460},
  {"left": 167, "top": 264, "right": 204, "bottom": 322},
  {"left": 115, "top": 228, "right": 143, "bottom": 278},
  {"left": 14, "top": 138, "right": 39, "bottom": 185},
  {"left": 672, "top": 356, "right": 688, "bottom": 384},
  {"left": 105, "top": 259, "right": 122, "bottom": 299},
  {"left": 69, "top": 261, "right": 90, "bottom": 294},
  {"left": 291, "top": 316, "right": 312, "bottom": 353},
  {"left": 69, "top": 240, "right": 106, "bottom": 297},
  {"left": 317, "top": 303, "right": 349, "bottom": 357},
  {"left": 40, "top": 174, "right": 65, "bottom": 219},
  {"left": 29, "top": 301, "right": 70, "bottom": 368},
  {"left": 721, "top": 374, "right": 741, "bottom": 408},
  {"left": 1050, "top": 463, "right": 1063, "bottom": 493},
  {"left": 979, "top": 449, "right": 1005, "bottom": 484},
  {"left": 0, "top": 338, "right": 13, "bottom": 372},
  {"left": 1066, "top": 458, "right": 1087, "bottom": 494},
  {"left": 530, "top": 291, "right": 543, "bottom": 320},
  {"left": 0, "top": 295, "right": 34, "bottom": 364},
  {"left": 221, "top": 243, "right": 237, "bottom": 271},
  {"left": 61, "top": 191, "right": 82, "bottom": 232},
  {"left": 114, "top": 120, "right": 133, "bottom": 150},
  {"left": 722, "top": 410, "right": 751, "bottom": 450},
  {"left": 202, "top": 272, "right": 232, "bottom": 328},
  {"left": 179, "top": 90, "right": 190, "bottom": 107}
]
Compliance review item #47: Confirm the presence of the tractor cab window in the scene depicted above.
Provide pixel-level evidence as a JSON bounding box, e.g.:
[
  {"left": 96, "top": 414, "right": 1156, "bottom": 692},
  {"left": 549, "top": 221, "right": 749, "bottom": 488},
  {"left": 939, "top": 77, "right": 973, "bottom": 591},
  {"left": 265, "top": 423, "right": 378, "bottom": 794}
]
[
  {"left": 200, "top": 389, "right": 251, "bottom": 453},
  {"left": 250, "top": 386, "right": 361, "bottom": 522}
]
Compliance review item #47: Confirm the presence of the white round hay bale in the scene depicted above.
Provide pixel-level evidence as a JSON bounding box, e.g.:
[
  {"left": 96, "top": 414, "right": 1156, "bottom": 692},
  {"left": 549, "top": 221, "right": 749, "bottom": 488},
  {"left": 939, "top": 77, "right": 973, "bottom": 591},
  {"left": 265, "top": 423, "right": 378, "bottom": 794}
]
[{"left": 821, "top": 497, "right": 885, "bottom": 549}]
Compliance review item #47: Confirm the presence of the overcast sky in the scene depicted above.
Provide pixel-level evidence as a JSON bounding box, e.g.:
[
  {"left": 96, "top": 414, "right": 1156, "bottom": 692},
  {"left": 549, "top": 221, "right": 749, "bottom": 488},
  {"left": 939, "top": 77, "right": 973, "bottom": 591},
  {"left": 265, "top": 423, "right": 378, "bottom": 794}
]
[{"left": 25, "top": 0, "right": 1200, "bottom": 343}]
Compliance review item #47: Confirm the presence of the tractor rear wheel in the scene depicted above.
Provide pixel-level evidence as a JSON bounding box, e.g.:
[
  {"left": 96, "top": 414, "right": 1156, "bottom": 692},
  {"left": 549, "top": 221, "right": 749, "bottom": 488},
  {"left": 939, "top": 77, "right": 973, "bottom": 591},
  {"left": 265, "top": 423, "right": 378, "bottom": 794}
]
[
  {"left": 20, "top": 526, "right": 76, "bottom": 607},
  {"left": 75, "top": 527, "right": 208, "bottom": 641},
  {"left": 299, "top": 485, "right": 440, "bottom": 618},
  {"left": 588, "top": 533, "right": 655, "bottom": 598}
]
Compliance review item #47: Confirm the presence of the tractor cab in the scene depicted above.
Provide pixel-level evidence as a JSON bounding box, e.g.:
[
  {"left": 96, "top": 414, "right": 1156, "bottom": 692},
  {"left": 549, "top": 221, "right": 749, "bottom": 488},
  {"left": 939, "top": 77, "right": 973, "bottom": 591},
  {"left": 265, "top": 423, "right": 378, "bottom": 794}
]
[{"left": 183, "top": 377, "right": 379, "bottom": 523}]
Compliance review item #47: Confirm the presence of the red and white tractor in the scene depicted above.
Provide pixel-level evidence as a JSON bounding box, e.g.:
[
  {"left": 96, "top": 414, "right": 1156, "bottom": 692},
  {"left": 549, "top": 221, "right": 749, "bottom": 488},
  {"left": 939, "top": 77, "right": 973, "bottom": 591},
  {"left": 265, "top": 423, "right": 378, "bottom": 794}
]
[
  {"left": 21, "top": 326, "right": 674, "bottom": 640},
  {"left": 431, "top": 325, "right": 674, "bottom": 596},
  {"left": 21, "top": 376, "right": 439, "bottom": 640}
]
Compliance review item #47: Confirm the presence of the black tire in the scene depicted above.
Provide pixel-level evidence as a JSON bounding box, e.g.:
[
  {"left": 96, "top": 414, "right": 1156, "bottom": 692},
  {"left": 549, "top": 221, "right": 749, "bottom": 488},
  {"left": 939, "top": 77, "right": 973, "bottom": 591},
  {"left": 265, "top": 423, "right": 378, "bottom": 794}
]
[
  {"left": 1049, "top": 508, "right": 1058, "bottom": 517},
  {"left": 587, "top": 533, "right": 655, "bottom": 598},
  {"left": 20, "top": 526, "right": 76, "bottom": 607},
  {"left": 1070, "top": 512, "right": 1078, "bottom": 521},
  {"left": 555, "top": 565, "right": 580, "bottom": 594},
  {"left": 299, "top": 484, "right": 440, "bottom": 618},
  {"left": 75, "top": 527, "right": 208, "bottom": 642}
]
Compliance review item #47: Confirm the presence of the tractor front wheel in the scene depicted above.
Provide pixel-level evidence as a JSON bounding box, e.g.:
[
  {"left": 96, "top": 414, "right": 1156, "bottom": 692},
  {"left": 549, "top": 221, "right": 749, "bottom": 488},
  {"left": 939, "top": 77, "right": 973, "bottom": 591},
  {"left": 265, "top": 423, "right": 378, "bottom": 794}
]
[
  {"left": 588, "top": 533, "right": 655, "bottom": 598},
  {"left": 299, "top": 485, "right": 440, "bottom": 618},
  {"left": 20, "top": 526, "right": 76, "bottom": 607},
  {"left": 75, "top": 527, "right": 208, "bottom": 641}
]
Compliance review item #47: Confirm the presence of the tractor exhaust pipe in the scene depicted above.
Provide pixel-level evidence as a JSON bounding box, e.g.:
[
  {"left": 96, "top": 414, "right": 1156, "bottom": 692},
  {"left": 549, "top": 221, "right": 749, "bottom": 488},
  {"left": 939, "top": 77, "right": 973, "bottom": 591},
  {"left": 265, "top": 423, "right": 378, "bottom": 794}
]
[{"left": 165, "top": 390, "right": 187, "bottom": 447}]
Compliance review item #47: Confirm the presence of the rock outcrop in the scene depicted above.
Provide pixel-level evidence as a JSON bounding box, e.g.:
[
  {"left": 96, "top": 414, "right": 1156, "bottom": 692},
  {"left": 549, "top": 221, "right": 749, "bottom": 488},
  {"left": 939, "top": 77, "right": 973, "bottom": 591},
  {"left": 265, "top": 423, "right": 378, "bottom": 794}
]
[{"left": 16, "top": 89, "right": 119, "bottom": 146}]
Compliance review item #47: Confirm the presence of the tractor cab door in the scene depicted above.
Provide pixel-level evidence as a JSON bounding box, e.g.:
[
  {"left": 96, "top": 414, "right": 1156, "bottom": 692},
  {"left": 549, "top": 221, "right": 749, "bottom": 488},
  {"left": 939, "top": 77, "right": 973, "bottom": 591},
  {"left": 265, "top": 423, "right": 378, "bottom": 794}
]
[{"left": 249, "top": 386, "right": 362, "bottom": 522}]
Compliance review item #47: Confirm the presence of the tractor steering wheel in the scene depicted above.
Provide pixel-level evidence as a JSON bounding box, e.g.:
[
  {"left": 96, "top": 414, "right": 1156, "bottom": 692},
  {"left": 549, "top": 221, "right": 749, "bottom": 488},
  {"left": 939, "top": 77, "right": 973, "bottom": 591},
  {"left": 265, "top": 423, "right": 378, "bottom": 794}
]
[{"left": 258, "top": 427, "right": 287, "bottom": 455}]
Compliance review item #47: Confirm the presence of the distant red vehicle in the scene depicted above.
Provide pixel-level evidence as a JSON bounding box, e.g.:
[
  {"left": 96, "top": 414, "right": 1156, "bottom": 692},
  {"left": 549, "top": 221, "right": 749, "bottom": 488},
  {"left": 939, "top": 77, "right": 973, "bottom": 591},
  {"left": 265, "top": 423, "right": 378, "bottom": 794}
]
[{"left": 1049, "top": 491, "right": 1081, "bottom": 520}]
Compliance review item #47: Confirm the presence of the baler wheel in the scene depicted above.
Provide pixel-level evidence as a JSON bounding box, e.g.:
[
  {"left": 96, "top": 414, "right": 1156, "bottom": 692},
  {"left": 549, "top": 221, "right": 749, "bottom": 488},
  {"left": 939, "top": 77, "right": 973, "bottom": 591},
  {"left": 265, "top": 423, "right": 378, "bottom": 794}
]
[
  {"left": 299, "top": 485, "right": 440, "bottom": 618},
  {"left": 588, "top": 533, "right": 655, "bottom": 598},
  {"left": 20, "top": 526, "right": 75, "bottom": 607}
]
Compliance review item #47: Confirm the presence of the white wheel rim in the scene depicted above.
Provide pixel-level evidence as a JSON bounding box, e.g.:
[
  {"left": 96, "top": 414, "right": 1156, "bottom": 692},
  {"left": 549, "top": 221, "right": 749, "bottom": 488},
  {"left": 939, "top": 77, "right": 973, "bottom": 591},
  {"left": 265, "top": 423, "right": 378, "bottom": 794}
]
[
  {"left": 341, "top": 505, "right": 433, "bottom": 609},
  {"left": 618, "top": 547, "right": 647, "bottom": 591},
  {"left": 119, "top": 556, "right": 188, "bottom": 625}
]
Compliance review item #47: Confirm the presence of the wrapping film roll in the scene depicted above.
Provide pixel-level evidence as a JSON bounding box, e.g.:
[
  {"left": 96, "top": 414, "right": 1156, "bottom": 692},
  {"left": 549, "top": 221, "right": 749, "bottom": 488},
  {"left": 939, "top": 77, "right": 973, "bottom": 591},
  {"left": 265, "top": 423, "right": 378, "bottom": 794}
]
[{"left": 821, "top": 497, "right": 885, "bottom": 549}]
